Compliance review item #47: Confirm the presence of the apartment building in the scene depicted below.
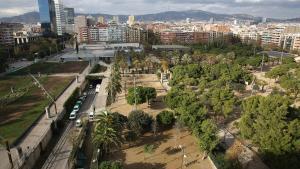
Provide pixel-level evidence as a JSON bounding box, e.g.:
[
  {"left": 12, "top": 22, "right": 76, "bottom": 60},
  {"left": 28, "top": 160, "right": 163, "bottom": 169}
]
[{"left": 0, "top": 23, "right": 23, "bottom": 46}]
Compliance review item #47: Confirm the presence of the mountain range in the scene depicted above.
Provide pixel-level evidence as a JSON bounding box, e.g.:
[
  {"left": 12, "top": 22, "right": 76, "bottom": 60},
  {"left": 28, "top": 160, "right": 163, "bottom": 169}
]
[{"left": 0, "top": 10, "right": 299, "bottom": 24}]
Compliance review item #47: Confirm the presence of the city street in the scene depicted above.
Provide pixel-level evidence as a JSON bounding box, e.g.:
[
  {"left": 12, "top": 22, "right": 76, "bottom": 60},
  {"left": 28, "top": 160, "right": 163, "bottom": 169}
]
[{"left": 41, "top": 87, "right": 97, "bottom": 169}]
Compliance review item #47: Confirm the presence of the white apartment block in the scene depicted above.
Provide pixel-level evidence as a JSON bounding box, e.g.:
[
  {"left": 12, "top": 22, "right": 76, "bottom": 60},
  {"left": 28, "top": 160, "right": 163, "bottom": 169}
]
[{"left": 99, "top": 27, "right": 108, "bottom": 42}]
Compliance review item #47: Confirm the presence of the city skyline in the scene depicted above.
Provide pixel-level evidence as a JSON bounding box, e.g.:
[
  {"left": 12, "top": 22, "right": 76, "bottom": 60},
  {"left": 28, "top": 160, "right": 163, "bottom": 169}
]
[{"left": 1, "top": 0, "right": 300, "bottom": 19}]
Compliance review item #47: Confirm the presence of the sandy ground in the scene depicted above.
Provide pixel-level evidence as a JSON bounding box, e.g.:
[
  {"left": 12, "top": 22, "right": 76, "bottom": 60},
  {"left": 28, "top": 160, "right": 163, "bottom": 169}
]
[{"left": 107, "top": 74, "right": 213, "bottom": 169}]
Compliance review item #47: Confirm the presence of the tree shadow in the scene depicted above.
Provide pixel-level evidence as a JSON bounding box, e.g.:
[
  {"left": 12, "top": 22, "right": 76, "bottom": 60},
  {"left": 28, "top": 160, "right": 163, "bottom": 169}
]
[{"left": 124, "top": 162, "right": 166, "bottom": 169}]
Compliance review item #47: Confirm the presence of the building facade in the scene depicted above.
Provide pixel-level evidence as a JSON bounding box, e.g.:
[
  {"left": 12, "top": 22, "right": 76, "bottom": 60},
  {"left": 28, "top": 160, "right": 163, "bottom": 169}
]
[
  {"left": 0, "top": 23, "right": 23, "bottom": 46},
  {"left": 64, "top": 7, "right": 75, "bottom": 34}
]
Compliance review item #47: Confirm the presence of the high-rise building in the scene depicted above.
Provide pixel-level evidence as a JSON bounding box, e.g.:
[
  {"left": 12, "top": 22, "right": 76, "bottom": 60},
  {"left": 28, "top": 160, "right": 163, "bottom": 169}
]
[
  {"left": 53, "top": 0, "right": 66, "bottom": 35},
  {"left": 38, "top": 0, "right": 54, "bottom": 34},
  {"left": 64, "top": 7, "right": 75, "bottom": 34},
  {"left": 209, "top": 18, "right": 214, "bottom": 24},
  {"left": 128, "top": 15, "right": 135, "bottom": 26},
  {"left": 98, "top": 16, "right": 105, "bottom": 24},
  {"left": 64, "top": 7, "right": 74, "bottom": 24},
  {"left": 38, "top": 0, "right": 65, "bottom": 35}
]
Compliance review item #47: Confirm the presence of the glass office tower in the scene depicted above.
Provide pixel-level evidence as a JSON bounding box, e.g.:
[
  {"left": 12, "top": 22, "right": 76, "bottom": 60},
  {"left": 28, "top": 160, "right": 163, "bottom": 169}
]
[
  {"left": 38, "top": 0, "right": 65, "bottom": 36},
  {"left": 38, "top": 0, "right": 54, "bottom": 34}
]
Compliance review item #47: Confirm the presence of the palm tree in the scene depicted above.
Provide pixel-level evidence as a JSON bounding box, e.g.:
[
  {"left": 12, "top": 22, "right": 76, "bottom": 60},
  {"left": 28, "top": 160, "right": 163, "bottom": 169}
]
[
  {"left": 182, "top": 53, "right": 192, "bottom": 65},
  {"left": 161, "top": 60, "right": 169, "bottom": 74},
  {"left": 106, "top": 63, "right": 122, "bottom": 103},
  {"left": 173, "top": 50, "right": 181, "bottom": 65},
  {"left": 145, "top": 57, "right": 153, "bottom": 73},
  {"left": 133, "top": 59, "right": 140, "bottom": 72},
  {"left": 119, "top": 59, "right": 128, "bottom": 76},
  {"left": 92, "top": 112, "right": 122, "bottom": 154}
]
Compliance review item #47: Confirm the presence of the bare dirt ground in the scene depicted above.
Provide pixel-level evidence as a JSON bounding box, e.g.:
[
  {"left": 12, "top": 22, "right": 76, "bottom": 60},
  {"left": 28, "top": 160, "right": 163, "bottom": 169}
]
[{"left": 108, "top": 74, "right": 213, "bottom": 169}]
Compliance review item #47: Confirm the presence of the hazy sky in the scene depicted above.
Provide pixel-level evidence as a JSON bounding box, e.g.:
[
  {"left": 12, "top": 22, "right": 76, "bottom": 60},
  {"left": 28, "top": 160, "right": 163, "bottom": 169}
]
[{"left": 0, "top": 0, "right": 300, "bottom": 19}]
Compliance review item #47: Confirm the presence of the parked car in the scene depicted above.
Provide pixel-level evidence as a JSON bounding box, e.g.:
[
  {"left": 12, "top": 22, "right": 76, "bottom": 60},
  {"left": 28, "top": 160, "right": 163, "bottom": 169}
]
[
  {"left": 75, "top": 119, "right": 82, "bottom": 127},
  {"left": 79, "top": 96, "right": 87, "bottom": 102},
  {"left": 69, "top": 111, "right": 77, "bottom": 120},
  {"left": 89, "top": 111, "right": 95, "bottom": 121},
  {"left": 73, "top": 104, "right": 80, "bottom": 112},
  {"left": 95, "top": 84, "right": 101, "bottom": 93},
  {"left": 76, "top": 100, "right": 83, "bottom": 106}
]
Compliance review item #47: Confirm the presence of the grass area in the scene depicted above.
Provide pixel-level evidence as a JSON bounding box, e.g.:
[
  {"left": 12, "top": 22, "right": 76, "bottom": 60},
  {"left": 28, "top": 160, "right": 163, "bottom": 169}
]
[
  {"left": 0, "top": 76, "right": 32, "bottom": 96},
  {"left": 9, "top": 61, "right": 89, "bottom": 75},
  {"left": 0, "top": 76, "right": 74, "bottom": 144}
]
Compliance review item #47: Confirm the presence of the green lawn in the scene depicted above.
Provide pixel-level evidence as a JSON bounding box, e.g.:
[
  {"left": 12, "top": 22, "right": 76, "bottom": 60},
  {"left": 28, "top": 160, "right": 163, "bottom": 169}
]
[
  {"left": 0, "top": 76, "right": 74, "bottom": 144},
  {"left": 0, "top": 76, "right": 32, "bottom": 96},
  {"left": 9, "top": 61, "right": 89, "bottom": 76}
]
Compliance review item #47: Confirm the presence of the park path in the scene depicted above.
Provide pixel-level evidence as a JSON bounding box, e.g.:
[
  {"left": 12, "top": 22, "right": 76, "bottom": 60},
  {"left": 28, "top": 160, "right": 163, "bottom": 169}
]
[{"left": 0, "top": 63, "right": 91, "bottom": 169}]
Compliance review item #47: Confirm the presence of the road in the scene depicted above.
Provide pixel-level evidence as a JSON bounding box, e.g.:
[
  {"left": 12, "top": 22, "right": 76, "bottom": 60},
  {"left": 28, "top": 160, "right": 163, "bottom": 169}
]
[
  {"left": 41, "top": 88, "right": 96, "bottom": 169},
  {"left": 40, "top": 61, "right": 111, "bottom": 169}
]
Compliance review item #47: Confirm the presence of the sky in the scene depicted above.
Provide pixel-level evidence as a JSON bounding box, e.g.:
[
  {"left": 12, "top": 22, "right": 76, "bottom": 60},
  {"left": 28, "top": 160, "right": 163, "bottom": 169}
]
[{"left": 0, "top": 0, "right": 300, "bottom": 19}]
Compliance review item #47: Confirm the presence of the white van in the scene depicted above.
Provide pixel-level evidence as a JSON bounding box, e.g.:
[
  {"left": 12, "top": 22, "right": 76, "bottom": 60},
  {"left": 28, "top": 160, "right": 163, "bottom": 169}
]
[
  {"left": 89, "top": 111, "right": 95, "bottom": 121},
  {"left": 95, "top": 84, "right": 101, "bottom": 93},
  {"left": 69, "top": 111, "right": 77, "bottom": 120}
]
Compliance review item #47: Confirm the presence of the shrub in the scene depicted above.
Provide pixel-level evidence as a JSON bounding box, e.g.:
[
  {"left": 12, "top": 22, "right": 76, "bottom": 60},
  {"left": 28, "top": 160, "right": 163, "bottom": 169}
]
[
  {"left": 63, "top": 87, "right": 80, "bottom": 113},
  {"left": 99, "top": 161, "right": 122, "bottom": 169},
  {"left": 144, "top": 144, "right": 155, "bottom": 154},
  {"left": 128, "top": 110, "right": 153, "bottom": 136},
  {"left": 156, "top": 111, "right": 175, "bottom": 128}
]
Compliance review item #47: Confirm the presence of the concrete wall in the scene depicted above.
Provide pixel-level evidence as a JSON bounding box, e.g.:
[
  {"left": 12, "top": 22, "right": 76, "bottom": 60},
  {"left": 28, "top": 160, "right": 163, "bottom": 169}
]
[{"left": 20, "top": 126, "right": 53, "bottom": 169}]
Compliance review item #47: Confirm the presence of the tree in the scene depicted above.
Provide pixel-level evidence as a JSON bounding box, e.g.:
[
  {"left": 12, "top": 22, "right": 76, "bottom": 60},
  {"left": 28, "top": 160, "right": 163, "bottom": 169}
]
[
  {"left": 208, "top": 88, "right": 236, "bottom": 118},
  {"left": 126, "top": 86, "right": 145, "bottom": 105},
  {"left": 128, "top": 110, "right": 153, "bottom": 136},
  {"left": 194, "top": 119, "right": 219, "bottom": 158},
  {"left": 126, "top": 86, "right": 156, "bottom": 105},
  {"left": 161, "top": 60, "right": 169, "bottom": 73},
  {"left": 92, "top": 112, "right": 122, "bottom": 154},
  {"left": 143, "top": 87, "right": 157, "bottom": 105},
  {"left": 106, "top": 62, "right": 122, "bottom": 103},
  {"left": 0, "top": 47, "right": 9, "bottom": 73},
  {"left": 239, "top": 94, "right": 300, "bottom": 169},
  {"left": 279, "top": 74, "right": 300, "bottom": 98},
  {"left": 182, "top": 53, "right": 192, "bottom": 65},
  {"left": 156, "top": 111, "right": 175, "bottom": 128}
]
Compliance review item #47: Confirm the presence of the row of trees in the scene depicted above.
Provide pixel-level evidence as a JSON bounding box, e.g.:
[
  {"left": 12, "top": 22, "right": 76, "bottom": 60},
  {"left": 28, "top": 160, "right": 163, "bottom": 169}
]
[{"left": 169, "top": 63, "right": 252, "bottom": 91}]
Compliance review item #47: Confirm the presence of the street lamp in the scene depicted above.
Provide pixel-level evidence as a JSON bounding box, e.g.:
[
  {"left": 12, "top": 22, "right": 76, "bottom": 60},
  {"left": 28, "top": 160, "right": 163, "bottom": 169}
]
[
  {"left": 179, "top": 145, "right": 187, "bottom": 169},
  {"left": 29, "top": 73, "right": 58, "bottom": 115}
]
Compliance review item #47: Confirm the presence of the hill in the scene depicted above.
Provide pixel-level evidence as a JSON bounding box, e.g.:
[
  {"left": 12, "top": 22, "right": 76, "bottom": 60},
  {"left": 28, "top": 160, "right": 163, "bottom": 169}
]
[{"left": 0, "top": 10, "right": 299, "bottom": 24}]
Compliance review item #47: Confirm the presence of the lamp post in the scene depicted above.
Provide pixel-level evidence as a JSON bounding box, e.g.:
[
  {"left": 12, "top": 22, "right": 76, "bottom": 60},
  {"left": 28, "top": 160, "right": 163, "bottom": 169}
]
[
  {"left": 179, "top": 145, "right": 186, "bottom": 169},
  {"left": 29, "top": 73, "right": 57, "bottom": 114}
]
